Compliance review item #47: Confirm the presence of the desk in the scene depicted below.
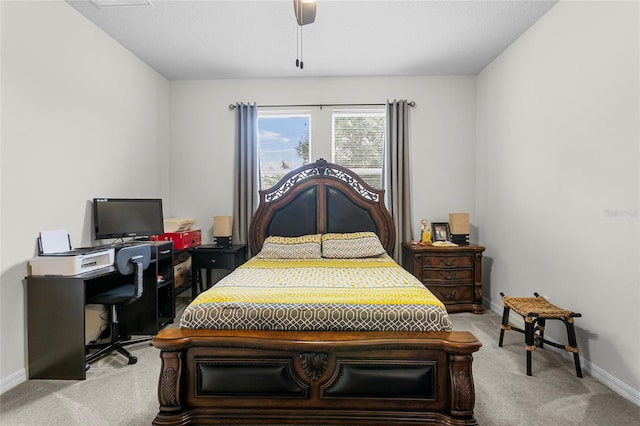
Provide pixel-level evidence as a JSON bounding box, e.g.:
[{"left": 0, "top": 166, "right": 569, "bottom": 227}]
[
  {"left": 185, "top": 244, "right": 247, "bottom": 297},
  {"left": 26, "top": 241, "right": 175, "bottom": 380}
]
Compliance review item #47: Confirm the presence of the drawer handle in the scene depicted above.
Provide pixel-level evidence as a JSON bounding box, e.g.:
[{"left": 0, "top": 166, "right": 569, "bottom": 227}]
[
  {"left": 209, "top": 259, "right": 217, "bottom": 264},
  {"left": 439, "top": 290, "right": 457, "bottom": 300},
  {"left": 160, "top": 250, "right": 171, "bottom": 255},
  {"left": 440, "top": 258, "right": 457, "bottom": 267},
  {"left": 439, "top": 271, "right": 457, "bottom": 280}
]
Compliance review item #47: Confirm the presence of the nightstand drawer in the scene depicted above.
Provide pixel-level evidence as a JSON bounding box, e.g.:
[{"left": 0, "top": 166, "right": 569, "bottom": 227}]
[
  {"left": 190, "top": 251, "right": 228, "bottom": 269},
  {"left": 428, "top": 284, "right": 473, "bottom": 304},
  {"left": 422, "top": 268, "right": 474, "bottom": 282},
  {"left": 422, "top": 254, "right": 474, "bottom": 268}
]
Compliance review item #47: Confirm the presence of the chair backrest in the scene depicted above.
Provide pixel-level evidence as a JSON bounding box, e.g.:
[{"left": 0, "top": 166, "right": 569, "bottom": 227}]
[{"left": 115, "top": 244, "right": 152, "bottom": 304}]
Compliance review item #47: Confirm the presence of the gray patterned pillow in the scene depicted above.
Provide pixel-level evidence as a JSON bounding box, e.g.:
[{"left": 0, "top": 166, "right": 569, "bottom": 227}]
[
  {"left": 258, "top": 234, "right": 322, "bottom": 259},
  {"left": 321, "top": 232, "right": 386, "bottom": 258}
]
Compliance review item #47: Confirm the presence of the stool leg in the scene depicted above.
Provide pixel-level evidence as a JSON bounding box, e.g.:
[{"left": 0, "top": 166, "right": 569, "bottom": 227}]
[
  {"left": 525, "top": 315, "right": 535, "bottom": 376},
  {"left": 536, "top": 318, "right": 546, "bottom": 349},
  {"left": 499, "top": 306, "right": 510, "bottom": 347},
  {"left": 564, "top": 318, "right": 583, "bottom": 378}
]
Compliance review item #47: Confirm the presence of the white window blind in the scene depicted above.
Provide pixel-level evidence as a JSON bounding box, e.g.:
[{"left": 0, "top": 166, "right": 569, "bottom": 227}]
[{"left": 332, "top": 111, "right": 385, "bottom": 188}]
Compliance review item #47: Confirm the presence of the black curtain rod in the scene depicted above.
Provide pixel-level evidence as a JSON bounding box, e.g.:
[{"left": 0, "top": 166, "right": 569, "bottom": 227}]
[{"left": 228, "top": 101, "right": 415, "bottom": 110}]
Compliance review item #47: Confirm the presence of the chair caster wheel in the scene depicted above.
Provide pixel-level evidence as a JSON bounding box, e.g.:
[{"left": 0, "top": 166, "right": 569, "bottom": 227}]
[
  {"left": 128, "top": 356, "right": 137, "bottom": 365},
  {"left": 85, "top": 363, "right": 91, "bottom": 371}
]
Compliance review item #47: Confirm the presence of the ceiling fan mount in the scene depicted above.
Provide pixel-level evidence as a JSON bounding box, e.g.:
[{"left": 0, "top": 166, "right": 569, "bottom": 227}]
[{"left": 293, "top": 0, "right": 316, "bottom": 26}]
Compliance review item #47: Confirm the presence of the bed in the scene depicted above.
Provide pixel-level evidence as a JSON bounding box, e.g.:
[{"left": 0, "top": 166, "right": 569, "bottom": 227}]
[{"left": 151, "top": 159, "right": 481, "bottom": 425}]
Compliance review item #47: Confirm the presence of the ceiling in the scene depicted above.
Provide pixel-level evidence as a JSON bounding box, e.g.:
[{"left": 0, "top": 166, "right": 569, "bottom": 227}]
[{"left": 66, "top": 0, "right": 557, "bottom": 80}]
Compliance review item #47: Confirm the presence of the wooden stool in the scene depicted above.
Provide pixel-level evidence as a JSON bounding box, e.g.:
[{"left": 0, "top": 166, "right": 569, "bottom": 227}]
[{"left": 498, "top": 292, "right": 582, "bottom": 378}]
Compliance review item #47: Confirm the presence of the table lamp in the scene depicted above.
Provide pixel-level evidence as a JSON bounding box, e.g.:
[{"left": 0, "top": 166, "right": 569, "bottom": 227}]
[
  {"left": 449, "top": 212, "right": 470, "bottom": 245},
  {"left": 213, "top": 216, "right": 233, "bottom": 248}
]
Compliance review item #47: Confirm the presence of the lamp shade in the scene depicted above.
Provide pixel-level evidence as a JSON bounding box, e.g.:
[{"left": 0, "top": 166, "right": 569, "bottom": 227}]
[
  {"left": 213, "top": 216, "right": 233, "bottom": 237},
  {"left": 449, "top": 213, "right": 470, "bottom": 235}
]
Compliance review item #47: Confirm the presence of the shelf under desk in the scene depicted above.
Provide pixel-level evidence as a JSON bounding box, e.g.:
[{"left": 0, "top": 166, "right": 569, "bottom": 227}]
[{"left": 25, "top": 241, "right": 175, "bottom": 380}]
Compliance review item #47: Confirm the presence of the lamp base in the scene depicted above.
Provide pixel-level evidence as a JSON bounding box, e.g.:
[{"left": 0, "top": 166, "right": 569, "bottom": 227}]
[
  {"left": 213, "top": 236, "right": 232, "bottom": 248},
  {"left": 451, "top": 234, "right": 469, "bottom": 245}
]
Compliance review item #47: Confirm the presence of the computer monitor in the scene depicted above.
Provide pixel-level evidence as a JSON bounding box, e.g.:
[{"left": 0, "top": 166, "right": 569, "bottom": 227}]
[{"left": 93, "top": 198, "right": 164, "bottom": 241}]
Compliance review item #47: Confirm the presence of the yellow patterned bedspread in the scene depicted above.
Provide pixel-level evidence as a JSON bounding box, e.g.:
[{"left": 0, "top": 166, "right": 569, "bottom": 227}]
[{"left": 180, "top": 254, "right": 452, "bottom": 332}]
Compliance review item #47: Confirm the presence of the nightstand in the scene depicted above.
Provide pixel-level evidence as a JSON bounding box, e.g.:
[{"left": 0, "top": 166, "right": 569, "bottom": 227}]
[
  {"left": 185, "top": 244, "right": 248, "bottom": 298},
  {"left": 402, "top": 242, "right": 485, "bottom": 314}
]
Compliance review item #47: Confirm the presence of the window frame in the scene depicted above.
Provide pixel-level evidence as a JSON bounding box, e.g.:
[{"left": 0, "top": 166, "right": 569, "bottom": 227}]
[{"left": 257, "top": 107, "right": 387, "bottom": 190}]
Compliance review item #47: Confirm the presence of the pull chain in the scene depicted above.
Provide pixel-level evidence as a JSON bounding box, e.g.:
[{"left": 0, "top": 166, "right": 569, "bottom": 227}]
[
  {"left": 295, "top": 23, "right": 300, "bottom": 67},
  {"left": 298, "top": 0, "right": 301, "bottom": 64},
  {"left": 295, "top": 24, "right": 304, "bottom": 69},
  {"left": 294, "top": 0, "right": 313, "bottom": 70},
  {"left": 299, "top": 25, "right": 304, "bottom": 69}
]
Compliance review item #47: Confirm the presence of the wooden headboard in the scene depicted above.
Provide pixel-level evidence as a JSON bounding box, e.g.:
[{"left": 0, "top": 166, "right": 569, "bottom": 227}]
[{"left": 248, "top": 159, "right": 396, "bottom": 254}]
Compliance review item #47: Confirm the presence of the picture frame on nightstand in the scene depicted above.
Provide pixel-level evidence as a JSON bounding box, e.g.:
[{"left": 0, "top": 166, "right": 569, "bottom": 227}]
[{"left": 431, "top": 222, "right": 450, "bottom": 242}]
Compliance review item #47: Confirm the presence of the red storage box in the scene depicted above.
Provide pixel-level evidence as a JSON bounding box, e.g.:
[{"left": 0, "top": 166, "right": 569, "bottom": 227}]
[{"left": 151, "top": 229, "right": 202, "bottom": 250}]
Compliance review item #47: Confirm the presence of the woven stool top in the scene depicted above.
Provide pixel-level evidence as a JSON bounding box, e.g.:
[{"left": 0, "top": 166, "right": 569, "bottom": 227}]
[{"left": 502, "top": 296, "right": 578, "bottom": 318}]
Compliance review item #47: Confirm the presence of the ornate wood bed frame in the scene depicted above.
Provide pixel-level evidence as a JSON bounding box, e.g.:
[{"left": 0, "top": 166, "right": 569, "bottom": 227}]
[{"left": 152, "top": 159, "right": 481, "bottom": 425}]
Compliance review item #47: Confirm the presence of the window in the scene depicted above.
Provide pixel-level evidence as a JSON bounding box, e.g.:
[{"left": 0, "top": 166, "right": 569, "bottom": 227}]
[
  {"left": 257, "top": 108, "right": 386, "bottom": 190},
  {"left": 258, "top": 113, "right": 310, "bottom": 189},
  {"left": 332, "top": 111, "right": 385, "bottom": 188}
]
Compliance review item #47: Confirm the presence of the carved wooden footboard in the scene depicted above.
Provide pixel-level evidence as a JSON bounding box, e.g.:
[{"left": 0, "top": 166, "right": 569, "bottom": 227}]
[{"left": 152, "top": 328, "right": 481, "bottom": 425}]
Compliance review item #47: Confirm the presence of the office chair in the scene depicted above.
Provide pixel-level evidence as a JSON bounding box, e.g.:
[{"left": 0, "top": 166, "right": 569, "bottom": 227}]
[{"left": 85, "top": 244, "right": 151, "bottom": 366}]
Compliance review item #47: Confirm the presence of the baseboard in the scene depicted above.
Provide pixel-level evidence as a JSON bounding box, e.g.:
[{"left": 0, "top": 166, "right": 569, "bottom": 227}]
[
  {"left": 485, "top": 297, "right": 640, "bottom": 407},
  {"left": 580, "top": 356, "right": 640, "bottom": 406},
  {"left": 1, "top": 368, "right": 26, "bottom": 394}
]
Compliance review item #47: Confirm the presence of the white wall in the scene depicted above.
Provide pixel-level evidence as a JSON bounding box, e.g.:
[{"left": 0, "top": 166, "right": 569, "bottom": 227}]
[
  {"left": 3, "top": 0, "right": 638, "bottom": 409},
  {"left": 169, "top": 76, "right": 477, "bottom": 243},
  {"left": 0, "top": 1, "right": 170, "bottom": 390},
  {"left": 477, "top": 0, "right": 639, "bottom": 402}
]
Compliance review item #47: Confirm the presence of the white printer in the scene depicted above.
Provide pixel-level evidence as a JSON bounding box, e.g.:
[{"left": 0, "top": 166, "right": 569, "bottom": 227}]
[{"left": 29, "top": 229, "right": 115, "bottom": 276}]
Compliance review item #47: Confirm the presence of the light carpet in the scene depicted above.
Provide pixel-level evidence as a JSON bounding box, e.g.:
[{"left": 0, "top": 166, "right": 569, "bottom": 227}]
[{"left": 1, "top": 297, "right": 638, "bottom": 425}]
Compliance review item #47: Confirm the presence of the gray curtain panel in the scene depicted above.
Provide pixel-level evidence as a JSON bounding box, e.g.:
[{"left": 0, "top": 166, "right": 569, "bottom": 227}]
[
  {"left": 232, "top": 103, "right": 259, "bottom": 251},
  {"left": 384, "top": 99, "right": 413, "bottom": 263}
]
